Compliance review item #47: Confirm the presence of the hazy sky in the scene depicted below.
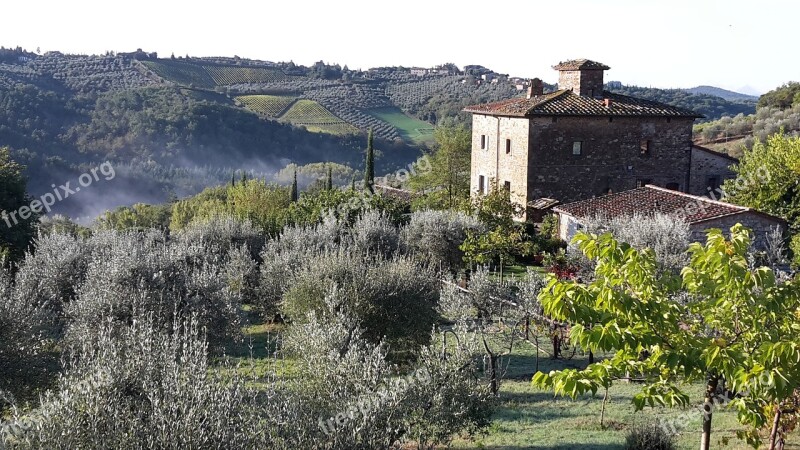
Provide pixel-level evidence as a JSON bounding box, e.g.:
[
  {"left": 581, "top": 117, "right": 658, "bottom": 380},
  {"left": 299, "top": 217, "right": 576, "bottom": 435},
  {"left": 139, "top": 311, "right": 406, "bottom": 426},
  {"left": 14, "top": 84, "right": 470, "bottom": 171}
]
[{"left": 3, "top": 0, "right": 797, "bottom": 94}]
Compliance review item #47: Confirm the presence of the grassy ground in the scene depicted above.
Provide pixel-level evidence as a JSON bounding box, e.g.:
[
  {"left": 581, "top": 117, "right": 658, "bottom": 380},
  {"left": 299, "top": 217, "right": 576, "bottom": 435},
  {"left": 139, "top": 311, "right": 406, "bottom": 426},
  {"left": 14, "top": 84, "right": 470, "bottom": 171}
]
[
  {"left": 452, "top": 336, "right": 791, "bottom": 450},
  {"left": 223, "top": 305, "right": 796, "bottom": 449},
  {"left": 365, "top": 107, "right": 435, "bottom": 144}
]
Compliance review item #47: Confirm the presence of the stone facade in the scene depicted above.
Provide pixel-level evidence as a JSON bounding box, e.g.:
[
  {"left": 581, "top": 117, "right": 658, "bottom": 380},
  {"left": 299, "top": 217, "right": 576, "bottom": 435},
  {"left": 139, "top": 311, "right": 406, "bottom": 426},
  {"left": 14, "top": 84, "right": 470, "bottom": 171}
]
[
  {"left": 689, "top": 145, "right": 737, "bottom": 197},
  {"left": 689, "top": 212, "right": 785, "bottom": 250},
  {"left": 527, "top": 116, "right": 693, "bottom": 202},
  {"left": 466, "top": 59, "right": 709, "bottom": 221},
  {"left": 558, "top": 69, "right": 604, "bottom": 97},
  {"left": 470, "top": 114, "right": 694, "bottom": 209},
  {"left": 470, "top": 114, "right": 530, "bottom": 208}
]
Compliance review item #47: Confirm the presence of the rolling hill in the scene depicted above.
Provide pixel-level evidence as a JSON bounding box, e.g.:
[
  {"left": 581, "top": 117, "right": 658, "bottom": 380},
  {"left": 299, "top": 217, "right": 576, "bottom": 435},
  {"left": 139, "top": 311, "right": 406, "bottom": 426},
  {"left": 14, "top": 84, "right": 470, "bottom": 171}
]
[
  {"left": 684, "top": 85, "right": 759, "bottom": 102},
  {"left": 0, "top": 46, "right": 772, "bottom": 219}
]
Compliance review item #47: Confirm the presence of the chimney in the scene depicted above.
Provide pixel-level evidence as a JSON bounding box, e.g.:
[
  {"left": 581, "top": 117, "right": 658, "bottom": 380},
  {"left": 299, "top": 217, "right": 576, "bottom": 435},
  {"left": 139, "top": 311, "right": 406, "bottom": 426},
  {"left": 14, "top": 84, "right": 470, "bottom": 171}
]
[
  {"left": 604, "top": 98, "right": 612, "bottom": 108},
  {"left": 527, "top": 78, "right": 544, "bottom": 99}
]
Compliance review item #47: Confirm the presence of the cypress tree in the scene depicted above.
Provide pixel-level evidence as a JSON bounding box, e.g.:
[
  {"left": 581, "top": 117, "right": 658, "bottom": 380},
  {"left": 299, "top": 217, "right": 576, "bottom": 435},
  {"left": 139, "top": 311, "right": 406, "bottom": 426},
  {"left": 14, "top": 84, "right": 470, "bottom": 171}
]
[
  {"left": 326, "top": 166, "right": 333, "bottom": 191},
  {"left": 364, "top": 128, "right": 374, "bottom": 194},
  {"left": 231, "top": 172, "right": 236, "bottom": 187},
  {"left": 290, "top": 169, "right": 299, "bottom": 202},
  {"left": 241, "top": 171, "right": 247, "bottom": 185},
  {"left": 350, "top": 174, "right": 356, "bottom": 191}
]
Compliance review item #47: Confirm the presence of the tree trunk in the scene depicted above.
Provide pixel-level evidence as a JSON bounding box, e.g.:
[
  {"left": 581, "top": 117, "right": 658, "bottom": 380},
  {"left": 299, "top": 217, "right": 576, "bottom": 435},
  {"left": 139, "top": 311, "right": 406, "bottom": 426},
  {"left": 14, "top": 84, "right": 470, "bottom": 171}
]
[
  {"left": 768, "top": 406, "right": 782, "bottom": 450},
  {"left": 488, "top": 354, "right": 499, "bottom": 396},
  {"left": 700, "top": 375, "right": 719, "bottom": 450},
  {"left": 600, "top": 387, "right": 609, "bottom": 428},
  {"left": 524, "top": 316, "right": 530, "bottom": 340}
]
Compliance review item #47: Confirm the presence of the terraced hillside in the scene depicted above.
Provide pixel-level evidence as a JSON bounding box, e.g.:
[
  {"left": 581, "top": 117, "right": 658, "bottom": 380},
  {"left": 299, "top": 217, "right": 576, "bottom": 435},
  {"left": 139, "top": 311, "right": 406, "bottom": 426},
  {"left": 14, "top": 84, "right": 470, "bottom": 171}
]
[
  {"left": 141, "top": 60, "right": 216, "bottom": 88},
  {"left": 142, "top": 60, "right": 287, "bottom": 88},
  {"left": 235, "top": 95, "right": 297, "bottom": 118},
  {"left": 203, "top": 65, "right": 288, "bottom": 84},
  {"left": 279, "top": 99, "right": 359, "bottom": 135}
]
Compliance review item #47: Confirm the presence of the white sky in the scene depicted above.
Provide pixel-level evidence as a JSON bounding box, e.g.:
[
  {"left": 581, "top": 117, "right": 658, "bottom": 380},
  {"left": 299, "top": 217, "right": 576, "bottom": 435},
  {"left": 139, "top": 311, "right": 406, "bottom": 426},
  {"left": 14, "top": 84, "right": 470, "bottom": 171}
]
[{"left": 3, "top": 0, "right": 797, "bottom": 94}]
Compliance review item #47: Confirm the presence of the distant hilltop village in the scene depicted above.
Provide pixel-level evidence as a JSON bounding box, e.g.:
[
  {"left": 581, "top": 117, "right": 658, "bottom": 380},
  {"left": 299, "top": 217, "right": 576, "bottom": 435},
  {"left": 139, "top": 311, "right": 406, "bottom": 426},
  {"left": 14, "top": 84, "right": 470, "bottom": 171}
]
[{"left": 462, "top": 59, "right": 784, "bottom": 247}]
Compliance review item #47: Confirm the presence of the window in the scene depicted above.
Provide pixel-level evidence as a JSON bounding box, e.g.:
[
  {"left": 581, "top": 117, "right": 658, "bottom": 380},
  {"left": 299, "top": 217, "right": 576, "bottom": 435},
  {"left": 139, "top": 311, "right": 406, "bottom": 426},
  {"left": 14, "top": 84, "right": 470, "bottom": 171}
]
[
  {"left": 503, "top": 181, "right": 511, "bottom": 191},
  {"left": 640, "top": 140, "right": 651, "bottom": 156},
  {"left": 478, "top": 175, "right": 485, "bottom": 194},
  {"left": 588, "top": 89, "right": 594, "bottom": 97},
  {"left": 572, "top": 141, "right": 583, "bottom": 155},
  {"left": 505, "top": 139, "right": 511, "bottom": 154},
  {"left": 637, "top": 178, "right": 652, "bottom": 188},
  {"left": 480, "top": 135, "right": 486, "bottom": 150},
  {"left": 666, "top": 182, "right": 680, "bottom": 191},
  {"left": 707, "top": 176, "right": 720, "bottom": 192}
]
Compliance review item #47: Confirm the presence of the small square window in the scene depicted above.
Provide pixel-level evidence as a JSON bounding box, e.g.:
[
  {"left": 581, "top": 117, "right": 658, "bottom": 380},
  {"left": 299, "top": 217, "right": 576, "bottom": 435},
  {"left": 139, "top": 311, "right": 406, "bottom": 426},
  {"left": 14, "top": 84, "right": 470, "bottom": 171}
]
[
  {"left": 505, "top": 139, "right": 511, "bottom": 154},
  {"left": 480, "top": 135, "right": 486, "bottom": 150},
  {"left": 504, "top": 181, "right": 511, "bottom": 191},
  {"left": 640, "top": 140, "right": 651, "bottom": 156},
  {"left": 572, "top": 141, "right": 582, "bottom": 155}
]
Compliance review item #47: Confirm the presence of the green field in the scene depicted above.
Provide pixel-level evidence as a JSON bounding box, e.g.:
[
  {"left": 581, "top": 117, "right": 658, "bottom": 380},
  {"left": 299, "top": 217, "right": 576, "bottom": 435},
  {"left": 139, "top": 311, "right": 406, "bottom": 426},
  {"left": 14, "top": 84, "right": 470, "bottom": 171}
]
[
  {"left": 235, "top": 95, "right": 297, "bottom": 118},
  {"left": 280, "top": 100, "right": 358, "bottom": 135},
  {"left": 365, "top": 107, "right": 435, "bottom": 144}
]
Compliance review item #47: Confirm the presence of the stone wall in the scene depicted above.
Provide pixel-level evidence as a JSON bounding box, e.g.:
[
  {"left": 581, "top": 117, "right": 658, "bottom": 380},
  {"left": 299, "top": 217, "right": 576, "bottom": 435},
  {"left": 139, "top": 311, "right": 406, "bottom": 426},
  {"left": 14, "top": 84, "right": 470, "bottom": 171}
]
[
  {"left": 526, "top": 116, "right": 694, "bottom": 203},
  {"left": 470, "top": 114, "right": 530, "bottom": 209},
  {"left": 689, "top": 146, "right": 737, "bottom": 196},
  {"left": 557, "top": 212, "right": 582, "bottom": 242},
  {"left": 689, "top": 211, "right": 786, "bottom": 251},
  {"left": 558, "top": 69, "right": 604, "bottom": 97}
]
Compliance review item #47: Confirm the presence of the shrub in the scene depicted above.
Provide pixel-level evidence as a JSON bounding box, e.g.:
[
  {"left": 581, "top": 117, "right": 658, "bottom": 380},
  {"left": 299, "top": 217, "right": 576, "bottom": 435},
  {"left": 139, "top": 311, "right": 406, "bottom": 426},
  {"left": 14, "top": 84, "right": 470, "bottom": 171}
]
[
  {"left": 284, "top": 289, "right": 492, "bottom": 449},
  {"left": 13, "top": 232, "right": 87, "bottom": 316},
  {"left": 583, "top": 213, "right": 690, "bottom": 272},
  {"left": 400, "top": 209, "right": 483, "bottom": 273},
  {"left": 5, "top": 317, "right": 255, "bottom": 449},
  {"left": 65, "top": 230, "right": 242, "bottom": 350},
  {"left": 282, "top": 251, "right": 439, "bottom": 362},
  {"left": 350, "top": 208, "right": 399, "bottom": 257},
  {"left": 624, "top": 422, "right": 675, "bottom": 450},
  {"left": 0, "top": 264, "right": 55, "bottom": 391},
  {"left": 257, "top": 215, "right": 342, "bottom": 316},
  {"left": 174, "top": 215, "right": 265, "bottom": 260}
]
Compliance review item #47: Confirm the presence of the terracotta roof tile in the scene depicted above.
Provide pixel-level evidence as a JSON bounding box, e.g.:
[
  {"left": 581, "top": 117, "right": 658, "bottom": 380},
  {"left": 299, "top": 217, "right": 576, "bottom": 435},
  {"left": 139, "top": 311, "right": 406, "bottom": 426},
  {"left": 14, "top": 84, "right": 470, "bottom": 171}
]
[
  {"left": 553, "top": 185, "right": 752, "bottom": 224},
  {"left": 464, "top": 90, "right": 703, "bottom": 118},
  {"left": 552, "top": 59, "right": 610, "bottom": 71}
]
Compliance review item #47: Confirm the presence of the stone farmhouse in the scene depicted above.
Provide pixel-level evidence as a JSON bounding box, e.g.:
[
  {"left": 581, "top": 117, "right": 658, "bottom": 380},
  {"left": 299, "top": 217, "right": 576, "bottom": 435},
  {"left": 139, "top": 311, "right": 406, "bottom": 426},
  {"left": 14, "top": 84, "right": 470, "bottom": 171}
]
[
  {"left": 464, "top": 59, "right": 737, "bottom": 219},
  {"left": 553, "top": 185, "right": 786, "bottom": 250}
]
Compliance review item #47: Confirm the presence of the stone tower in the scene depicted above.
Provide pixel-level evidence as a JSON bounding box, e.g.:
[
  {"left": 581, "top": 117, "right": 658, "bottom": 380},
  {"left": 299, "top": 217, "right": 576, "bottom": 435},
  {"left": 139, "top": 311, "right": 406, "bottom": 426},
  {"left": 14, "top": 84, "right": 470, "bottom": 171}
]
[{"left": 553, "top": 59, "right": 610, "bottom": 98}]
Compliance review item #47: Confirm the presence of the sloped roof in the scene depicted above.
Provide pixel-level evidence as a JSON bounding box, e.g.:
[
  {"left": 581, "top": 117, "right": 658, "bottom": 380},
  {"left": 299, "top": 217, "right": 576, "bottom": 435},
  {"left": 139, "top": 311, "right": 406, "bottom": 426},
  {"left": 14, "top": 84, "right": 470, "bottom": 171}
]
[
  {"left": 464, "top": 90, "right": 703, "bottom": 118},
  {"left": 553, "top": 59, "right": 610, "bottom": 71},
  {"left": 692, "top": 144, "right": 739, "bottom": 162},
  {"left": 553, "top": 185, "right": 783, "bottom": 225}
]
